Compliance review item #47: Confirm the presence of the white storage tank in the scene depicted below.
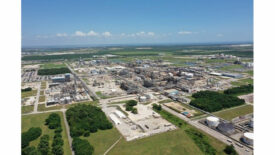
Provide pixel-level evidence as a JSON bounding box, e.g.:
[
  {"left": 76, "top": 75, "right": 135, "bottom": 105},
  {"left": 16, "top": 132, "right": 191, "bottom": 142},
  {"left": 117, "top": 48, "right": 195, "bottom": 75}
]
[
  {"left": 206, "top": 116, "right": 219, "bottom": 127},
  {"left": 243, "top": 132, "right": 253, "bottom": 145}
]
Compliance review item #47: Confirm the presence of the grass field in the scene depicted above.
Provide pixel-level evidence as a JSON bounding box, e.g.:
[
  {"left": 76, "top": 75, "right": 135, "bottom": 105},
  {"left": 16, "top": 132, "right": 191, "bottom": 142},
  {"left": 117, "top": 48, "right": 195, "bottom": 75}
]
[
  {"left": 231, "top": 78, "right": 253, "bottom": 86},
  {"left": 41, "top": 81, "right": 47, "bottom": 89},
  {"left": 21, "top": 105, "right": 34, "bottom": 114},
  {"left": 40, "top": 90, "right": 44, "bottom": 95},
  {"left": 40, "top": 63, "right": 66, "bottom": 69},
  {"left": 39, "top": 95, "right": 45, "bottom": 102},
  {"left": 96, "top": 91, "right": 109, "bottom": 99},
  {"left": 213, "top": 105, "right": 253, "bottom": 121},
  {"left": 37, "top": 104, "right": 62, "bottom": 111},
  {"left": 158, "top": 99, "right": 173, "bottom": 104},
  {"left": 21, "top": 90, "right": 37, "bottom": 98},
  {"left": 22, "top": 112, "right": 72, "bottom": 155},
  {"left": 82, "top": 128, "right": 121, "bottom": 155},
  {"left": 85, "top": 107, "right": 227, "bottom": 155}
]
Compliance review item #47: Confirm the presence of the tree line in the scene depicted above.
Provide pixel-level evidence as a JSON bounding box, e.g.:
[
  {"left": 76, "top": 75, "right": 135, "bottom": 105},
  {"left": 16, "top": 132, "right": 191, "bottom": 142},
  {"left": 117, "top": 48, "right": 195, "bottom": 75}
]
[
  {"left": 224, "top": 84, "right": 253, "bottom": 96},
  {"left": 38, "top": 67, "right": 70, "bottom": 75},
  {"left": 21, "top": 87, "right": 32, "bottom": 92}
]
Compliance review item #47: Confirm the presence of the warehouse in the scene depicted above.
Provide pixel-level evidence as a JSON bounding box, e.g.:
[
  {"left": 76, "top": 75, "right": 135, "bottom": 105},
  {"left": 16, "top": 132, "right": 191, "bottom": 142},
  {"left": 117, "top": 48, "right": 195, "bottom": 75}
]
[
  {"left": 114, "top": 110, "right": 126, "bottom": 119},
  {"left": 109, "top": 113, "right": 121, "bottom": 125}
]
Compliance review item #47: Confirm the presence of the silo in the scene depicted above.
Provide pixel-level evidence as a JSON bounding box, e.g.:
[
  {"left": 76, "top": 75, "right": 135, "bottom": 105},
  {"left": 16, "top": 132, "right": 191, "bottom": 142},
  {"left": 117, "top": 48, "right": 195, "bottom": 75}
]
[
  {"left": 206, "top": 116, "right": 219, "bottom": 127},
  {"left": 243, "top": 132, "right": 253, "bottom": 145}
]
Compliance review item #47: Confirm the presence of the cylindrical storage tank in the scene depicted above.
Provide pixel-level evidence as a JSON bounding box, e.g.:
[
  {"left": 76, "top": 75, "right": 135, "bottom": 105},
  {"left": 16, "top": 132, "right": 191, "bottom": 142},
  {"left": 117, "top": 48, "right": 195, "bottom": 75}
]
[
  {"left": 243, "top": 132, "right": 253, "bottom": 145},
  {"left": 206, "top": 116, "right": 219, "bottom": 127}
]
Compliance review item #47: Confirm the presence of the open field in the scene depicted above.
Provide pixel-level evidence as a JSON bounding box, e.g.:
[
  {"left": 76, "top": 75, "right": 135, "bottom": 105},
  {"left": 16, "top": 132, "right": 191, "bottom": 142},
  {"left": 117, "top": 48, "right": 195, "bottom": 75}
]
[
  {"left": 39, "top": 95, "right": 45, "bottom": 102},
  {"left": 40, "top": 90, "right": 44, "bottom": 95},
  {"left": 109, "top": 126, "right": 227, "bottom": 155},
  {"left": 21, "top": 112, "right": 72, "bottom": 155},
  {"left": 82, "top": 128, "right": 121, "bottom": 155},
  {"left": 21, "top": 105, "right": 34, "bottom": 114},
  {"left": 37, "top": 104, "right": 63, "bottom": 111},
  {"left": 213, "top": 105, "right": 253, "bottom": 121},
  {"left": 231, "top": 78, "right": 253, "bottom": 86},
  {"left": 41, "top": 81, "right": 47, "bottom": 89},
  {"left": 21, "top": 90, "right": 37, "bottom": 98},
  {"left": 40, "top": 63, "right": 66, "bottom": 69}
]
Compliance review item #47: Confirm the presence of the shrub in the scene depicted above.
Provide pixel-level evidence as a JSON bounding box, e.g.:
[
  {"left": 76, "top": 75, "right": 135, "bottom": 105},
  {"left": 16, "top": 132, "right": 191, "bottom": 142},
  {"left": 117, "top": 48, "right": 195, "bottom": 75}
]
[
  {"left": 22, "top": 146, "right": 40, "bottom": 155},
  {"left": 38, "top": 135, "right": 50, "bottom": 155},
  {"left": 45, "top": 113, "right": 61, "bottom": 129},
  {"left": 72, "top": 138, "right": 94, "bottom": 155},
  {"left": 224, "top": 145, "right": 238, "bottom": 155},
  {"left": 152, "top": 103, "right": 162, "bottom": 111},
  {"left": 131, "top": 108, "right": 138, "bottom": 114}
]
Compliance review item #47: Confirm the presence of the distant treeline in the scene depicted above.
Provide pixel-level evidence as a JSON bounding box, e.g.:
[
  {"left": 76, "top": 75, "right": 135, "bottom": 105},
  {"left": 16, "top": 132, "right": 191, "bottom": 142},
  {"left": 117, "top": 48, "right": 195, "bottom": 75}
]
[
  {"left": 224, "top": 84, "right": 253, "bottom": 96},
  {"left": 38, "top": 67, "right": 70, "bottom": 75},
  {"left": 190, "top": 91, "right": 245, "bottom": 112}
]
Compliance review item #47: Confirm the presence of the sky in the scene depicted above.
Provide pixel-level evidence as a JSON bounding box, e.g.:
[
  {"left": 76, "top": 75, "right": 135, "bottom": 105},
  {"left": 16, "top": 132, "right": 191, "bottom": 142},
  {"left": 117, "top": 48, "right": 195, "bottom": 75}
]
[{"left": 22, "top": 0, "right": 253, "bottom": 47}]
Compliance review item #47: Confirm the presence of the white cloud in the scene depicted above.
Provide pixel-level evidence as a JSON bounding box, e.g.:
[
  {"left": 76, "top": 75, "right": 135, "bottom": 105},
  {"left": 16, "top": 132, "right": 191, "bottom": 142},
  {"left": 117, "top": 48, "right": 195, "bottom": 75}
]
[
  {"left": 178, "top": 31, "right": 193, "bottom": 35},
  {"left": 217, "top": 33, "right": 224, "bottom": 37},
  {"left": 120, "top": 33, "right": 126, "bottom": 36},
  {"left": 74, "top": 31, "right": 86, "bottom": 37},
  {"left": 147, "top": 32, "right": 155, "bottom": 36},
  {"left": 56, "top": 33, "right": 68, "bottom": 37},
  {"left": 87, "top": 30, "right": 98, "bottom": 36},
  {"left": 102, "top": 31, "right": 112, "bottom": 37}
]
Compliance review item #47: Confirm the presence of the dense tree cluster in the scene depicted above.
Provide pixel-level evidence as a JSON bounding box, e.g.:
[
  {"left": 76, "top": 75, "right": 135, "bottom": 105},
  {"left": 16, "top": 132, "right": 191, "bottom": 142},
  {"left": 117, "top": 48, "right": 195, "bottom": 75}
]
[
  {"left": 38, "top": 67, "right": 70, "bottom": 75},
  {"left": 186, "top": 128, "right": 217, "bottom": 155},
  {"left": 66, "top": 104, "right": 113, "bottom": 137},
  {"left": 38, "top": 135, "right": 50, "bottom": 155},
  {"left": 72, "top": 138, "right": 94, "bottom": 155},
  {"left": 224, "top": 145, "right": 238, "bottom": 155},
  {"left": 22, "top": 127, "right": 42, "bottom": 148},
  {"left": 21, "top": 87, "right": 32, "bottom": 92},
  {"left": 44, "top": 113, "right": 64, "bottom": 155},
  {"left": 152, "top": 103, "right": 162, "bottom": 111},
  {"left": 125, "top": 100, "right": 138, "bottom": 114},
  {"left": 52, "top": 133, "right": 64, "bottom": 155},
  {"left": 45, "top": 113, "right": 61, "bottom": 129},
  {"left": 224, "top": 84, "right": 253, "bottom": 96},
  {"left": 22, "top": 146, "right": 40, "bottom": 155},
  {"left": 190, "top": 91, "right": 245, "bottom": 112}
]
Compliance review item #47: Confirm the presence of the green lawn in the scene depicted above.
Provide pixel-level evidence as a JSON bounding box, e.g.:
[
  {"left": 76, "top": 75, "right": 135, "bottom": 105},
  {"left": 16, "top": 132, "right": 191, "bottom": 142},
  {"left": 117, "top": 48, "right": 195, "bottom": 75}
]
[
  {"left": 40, "top": 90, "right": 44, "bottom": 95},
  {"left": 41, "top": 81, "right": 47, "bottom": 89},
  {"left": 96, "top": 91, "right": 112, "bottom": 99},
  {"left": 21, "top": 90, "right": 37, "bottom": 99},
  {"left": 39, "top": 96, "right": 45, "bottom": 102},
  {"left": 21, "top": 105, "right": 34, "bottom": 114},
  {"left": 231, "top": 78, "right": 253, "bottom": 86},
  {"left": 158, "top": 99, "right": 173, "bottom": 104},
  {"left": 38, "top": 104, "right": 62, "bottom": 111},
  {"left": 82, "top": 128, "right": 121, "bottom": 155},
  {"left": 40, "top": 63, "right": 66, "bottom": 69},
  {"left": 213, "top": 105, "right": 253, "bottom": 121},
  {"left": 22, "top": 112, "right": 72, "bottom": 155},
  {"left": 219, "top": 64, "right": 244, "bottom": 72}
]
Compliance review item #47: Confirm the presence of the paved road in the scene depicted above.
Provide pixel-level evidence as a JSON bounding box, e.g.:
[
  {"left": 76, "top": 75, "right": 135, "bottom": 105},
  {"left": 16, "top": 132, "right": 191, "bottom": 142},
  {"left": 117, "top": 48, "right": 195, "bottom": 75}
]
[
  {"left": 33, "top": 82, "right": 41, "bottom": 112},
  {"left": 61, "top": 109, "right": 75, "bottom": 155},
  {"left": 162, "top": 106, "right": 252, "bottom": 155}
]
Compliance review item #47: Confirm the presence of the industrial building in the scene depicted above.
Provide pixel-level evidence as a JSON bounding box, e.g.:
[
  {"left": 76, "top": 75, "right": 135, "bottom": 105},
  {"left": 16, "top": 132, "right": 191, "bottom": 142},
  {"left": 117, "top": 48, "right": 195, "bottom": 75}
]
[
  {"left": 217, "top": 122, "right": 235, "bottom": 135},
  {"left": 206, "top": 116, "right": 219, "bottom": 127},
  {"left": 109, "top": 113, "right": 121, "bottom": 125},
  {"left": 114, "top": 110, "right": 126, "bottom": 119}
]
